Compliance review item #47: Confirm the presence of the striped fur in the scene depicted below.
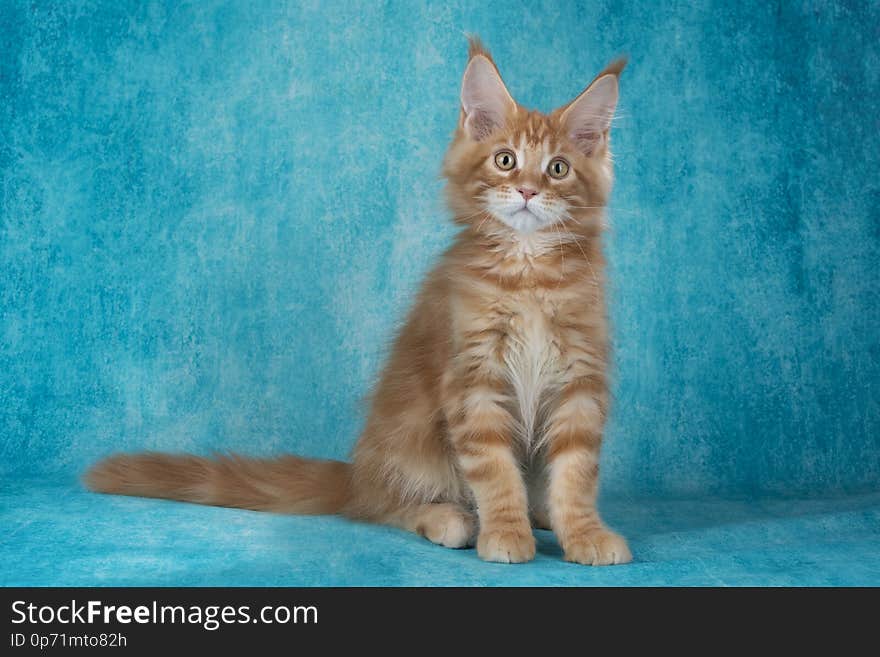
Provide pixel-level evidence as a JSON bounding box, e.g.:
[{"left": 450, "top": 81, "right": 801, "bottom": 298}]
[{"left": 85, "top": 37, "right": 631, "bottom": 566}]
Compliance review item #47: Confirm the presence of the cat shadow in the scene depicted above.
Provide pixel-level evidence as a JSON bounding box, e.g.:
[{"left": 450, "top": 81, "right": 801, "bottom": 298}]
[{"left": 534, "top": 492, "right": 880, "bottom": 557}]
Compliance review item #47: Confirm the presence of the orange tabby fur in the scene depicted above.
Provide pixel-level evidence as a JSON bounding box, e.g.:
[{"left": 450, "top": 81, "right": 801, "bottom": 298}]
[{"left": 85, "top": 38, "right": 631, "bottom": 566}]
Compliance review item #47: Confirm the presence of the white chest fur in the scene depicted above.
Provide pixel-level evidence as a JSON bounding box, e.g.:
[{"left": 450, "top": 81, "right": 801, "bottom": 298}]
[{"left": 503, "top": 299, "right": 561, "bottom": 450}]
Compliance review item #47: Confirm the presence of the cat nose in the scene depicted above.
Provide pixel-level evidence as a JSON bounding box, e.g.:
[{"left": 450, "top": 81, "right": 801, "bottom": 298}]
[{"left": 517, "top": 187, "right": 538, "bottom": 202}]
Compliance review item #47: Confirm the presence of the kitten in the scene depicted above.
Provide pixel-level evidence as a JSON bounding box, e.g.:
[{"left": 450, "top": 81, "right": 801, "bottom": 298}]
[{"left": 85, "top": 37, "right": 631, "bottom": 566}]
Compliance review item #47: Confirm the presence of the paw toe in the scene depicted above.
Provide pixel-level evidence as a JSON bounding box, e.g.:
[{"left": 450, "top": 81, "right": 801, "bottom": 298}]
[
  {"left": 477, "top": 526, "right": 536, "bottom": 563},
  {"left": 564, "top": 530, "right": 631, "bottom": 566}
]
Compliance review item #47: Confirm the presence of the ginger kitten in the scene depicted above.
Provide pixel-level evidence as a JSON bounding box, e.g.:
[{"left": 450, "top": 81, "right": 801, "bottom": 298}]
[{"left": 86, "top": 38, "right": 631, "bottom": 566}]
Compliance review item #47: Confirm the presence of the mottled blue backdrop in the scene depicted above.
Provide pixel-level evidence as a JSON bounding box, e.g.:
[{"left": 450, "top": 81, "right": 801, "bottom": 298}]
[{"left": 2, "top": 0, "right": 879, "bottom": 504}]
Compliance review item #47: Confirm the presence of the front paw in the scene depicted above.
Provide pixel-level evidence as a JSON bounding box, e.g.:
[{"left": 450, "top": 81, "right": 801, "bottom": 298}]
[
  {"left": 477, "top": 524, "right": 536, "bottom": 564},
  {"left": 563, "top": 529, "right": 631, "bottom": 566}
]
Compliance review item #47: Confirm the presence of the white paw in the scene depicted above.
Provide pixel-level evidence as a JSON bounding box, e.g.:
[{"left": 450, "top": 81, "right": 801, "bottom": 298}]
[
  {"left": 563, "top": 529, "right": 631, "bottom": 566},
  {"left": 419, "top": 505, "right": 476, "bottom": 548},
  {"left": 477, "top": 525, "right": 536, "bottom": 563}
]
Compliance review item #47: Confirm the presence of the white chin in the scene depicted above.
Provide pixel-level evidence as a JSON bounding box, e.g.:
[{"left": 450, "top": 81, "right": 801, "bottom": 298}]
[{"left": 500, "top": 209, "right": 542, "bottom": 234}]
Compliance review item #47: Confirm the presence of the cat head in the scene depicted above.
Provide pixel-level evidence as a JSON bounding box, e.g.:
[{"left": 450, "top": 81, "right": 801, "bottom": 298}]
[{"left": 443, "top": 37, "right": 624, "bottom": 235}]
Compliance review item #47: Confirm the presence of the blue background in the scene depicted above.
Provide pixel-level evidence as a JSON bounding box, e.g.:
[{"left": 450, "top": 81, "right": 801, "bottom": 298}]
[{"left": 1, "top": 0, "right": 878, "bottom": 586}]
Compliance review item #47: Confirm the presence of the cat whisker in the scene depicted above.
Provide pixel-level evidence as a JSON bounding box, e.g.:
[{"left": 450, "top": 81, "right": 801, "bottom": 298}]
[
  {"left": 564, "top": 203, "right": 643, "bottom": 216},
  {"left": 475, "top": 211, "right": 495, "bottom": 234},
  {"left": 551, "top": 221, "right": 566, "bottom": 287},
  {"left": 455, "top": 206, "right": 492, "bottom": 224},
  {"left": 558, "top": 216, "right": 599, "bottom": 284}
]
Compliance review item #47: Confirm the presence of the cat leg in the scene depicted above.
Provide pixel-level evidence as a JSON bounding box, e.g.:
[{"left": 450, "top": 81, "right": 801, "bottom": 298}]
[
  {"left": 392, "top": 502, "right": 477, "bottom": 548},
  {"left": 526, "top": 460, "right": 553, "bottom": 530},
  {"left": 531, "top": 510, "right": 553, "bottom": 531},
  {"left": 544, "top": 387, "right": 631, "bottom": 566},
  {"left": 450, "top": 395, "right": 535, "bottom": 564},
  {"left": 459, "top": 442, "right": 535, "bottom": 563}
]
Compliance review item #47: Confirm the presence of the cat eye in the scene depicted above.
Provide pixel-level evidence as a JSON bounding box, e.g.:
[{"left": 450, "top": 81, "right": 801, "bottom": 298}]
[
  {"left": 494, "top": 150, "right": 516, "bottom": 171},
  {"left": 547, "top": 158, "right": 570, "bottom": 179}
]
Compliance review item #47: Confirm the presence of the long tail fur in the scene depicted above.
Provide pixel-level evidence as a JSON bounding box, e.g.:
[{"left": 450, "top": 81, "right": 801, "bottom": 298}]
[{"left": 83, "top": 452, "right": 351, "bottom": 515}]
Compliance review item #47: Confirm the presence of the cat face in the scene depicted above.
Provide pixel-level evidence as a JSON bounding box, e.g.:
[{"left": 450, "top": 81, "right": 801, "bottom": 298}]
[
  {"left": 443, "top": 39, "right": 623, "bottom": 236},
  {"left": 464, "top": 122, "right": 596, "bottom": 234}
]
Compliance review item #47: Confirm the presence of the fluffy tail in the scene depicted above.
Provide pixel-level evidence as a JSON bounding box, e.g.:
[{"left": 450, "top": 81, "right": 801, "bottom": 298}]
[{"left": 83, "top": 452, "right": 351, "bottom": 515}]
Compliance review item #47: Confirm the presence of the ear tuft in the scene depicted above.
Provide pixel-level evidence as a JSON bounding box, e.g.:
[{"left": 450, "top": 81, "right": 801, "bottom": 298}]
[
  {"left": 460, "top": 40, "right": 515, "bottom": 141},
  {"left": 466, "top": 34, "right": 492, "bottom": 60},
  {"left": 598, "top": 56, "right": 628, "bottom": 78}
]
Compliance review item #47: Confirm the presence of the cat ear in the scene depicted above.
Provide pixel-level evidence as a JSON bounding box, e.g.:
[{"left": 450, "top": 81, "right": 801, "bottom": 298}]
[
  {"left": 460, "top": 54, "right": 516, "bottom": 141},
  {"left": 560, "top": 59, "right": 625, "bottom": 157}
]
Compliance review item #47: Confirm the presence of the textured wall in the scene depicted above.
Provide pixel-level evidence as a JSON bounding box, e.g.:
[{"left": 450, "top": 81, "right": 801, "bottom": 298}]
[{"left": 1, "top": 0, "right": 878, "bottom": 497}]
